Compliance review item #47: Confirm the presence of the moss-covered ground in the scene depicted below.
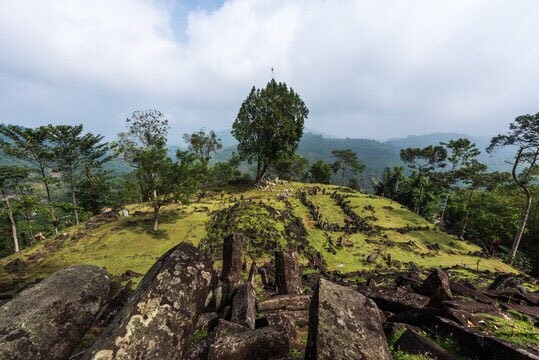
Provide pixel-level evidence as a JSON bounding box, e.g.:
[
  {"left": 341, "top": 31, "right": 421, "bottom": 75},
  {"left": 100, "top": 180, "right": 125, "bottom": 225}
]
[{"left": 0, "top": 182, "right": 517, "bottom": 288}]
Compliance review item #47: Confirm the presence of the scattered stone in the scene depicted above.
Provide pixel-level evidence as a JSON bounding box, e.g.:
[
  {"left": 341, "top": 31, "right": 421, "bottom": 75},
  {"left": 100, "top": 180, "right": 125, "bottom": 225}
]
[
  {"left": 83, "top": 242, "right": 216, "bottom": 360},
  {"left": 257, "top": 294, "right": 311, "bottom": 312},
  {"left": 305, "top": 278, "right": 391, "bottom": 360},
  {"left": 450, "top": 281, "right": 493, "bottom": 304},
  {"left": 95, "top": 280, "right": 133, "bottom": 327},
  {"left": 265, "top": 310, "right": 310, "bottom": 327},
  {"left": 222, "top": 233, "right": 245, "bottom": 299},
  {"left": 208, "top": 324, "right": 296, "bottom": 360},
  {"left": 356, "top": 285, "right": 429, "bottom": 313},
  {"left": 214, "top": 319, "right": 248, "bottom": 339},
  {"left": 394, "top": 329, "right": 454, "bottom": 360},
  {"left": 118, "top": 269, "right": 144, "bottom": 282},
  {"left": 442, "top": 299, "right": 497, "bottom": 314},
  {"left": 275, "top": 250, "right": 302, "bottom": 295},
  {"left": 0, "top": 265, "right": 113, "bottom": 360},
  {"left": 247, "top": 262, "right": 257, "bottom": 285},
  {"left": 231, "top": 282, "right": 256, "bottom": 329},
  {"left": 196, "top": 312, "right": 220, "bottom": 332},
  {"left": 501, "top": 303, "right": 539, "bottom": 319},
  {"left": 183, "top": 336, "right": 213, "bottom": 360},
  {"left": 415, "top": 269, "right": 453, "bottom": 306},
  {"left": 489, "top": 274, "right": 521, "bottom": 291},
  {"left": 367, "top": 252, "right": 379, "bottom": 263}
]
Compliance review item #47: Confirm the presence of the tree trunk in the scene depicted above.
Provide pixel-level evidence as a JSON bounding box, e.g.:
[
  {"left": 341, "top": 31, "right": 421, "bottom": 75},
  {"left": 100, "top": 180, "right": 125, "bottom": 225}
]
[
  {"left": 459, "top": 188, "right": 474, "bottom": 239},
  {"left": 416, "top": 181, "right": 424, "bottom": 215},
  {"left": 71, "top": 187, "right": 79, "bottom": 226},
  {"left": 41, "top": 168, "right": 58, "bottom": 234},
  {"left": 341, "top": 168, "right": 346, "bottom": 186},
  {"left": 69, "top": 169, "right": 79, "bottom": 226},
  {"left": 508, "top": 147, "right": 538, "bottom": 264},
  {"left": 440, "top": 191, "right": 450, "bottom": 226},
  {"left": 3, "top": 191, "right": 19, "bottom": 253},
  {"left": 153, "top": 206, "right": 160, "bottom": 231},
  {"left": 509, "top": 188, "right": 532, "bottom": 264}
]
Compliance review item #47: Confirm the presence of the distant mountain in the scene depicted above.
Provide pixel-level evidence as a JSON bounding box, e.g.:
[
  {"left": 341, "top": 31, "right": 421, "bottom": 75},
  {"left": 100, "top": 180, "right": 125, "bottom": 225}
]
[{"left": 212, "top": 131, "right": 515, "bottom": 189}]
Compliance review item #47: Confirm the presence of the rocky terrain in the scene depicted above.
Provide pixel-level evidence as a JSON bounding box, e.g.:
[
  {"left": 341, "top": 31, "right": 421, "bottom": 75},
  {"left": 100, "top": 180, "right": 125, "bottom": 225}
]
[{"left": 1, "top": 183, "right": 538, "bottom": 359}]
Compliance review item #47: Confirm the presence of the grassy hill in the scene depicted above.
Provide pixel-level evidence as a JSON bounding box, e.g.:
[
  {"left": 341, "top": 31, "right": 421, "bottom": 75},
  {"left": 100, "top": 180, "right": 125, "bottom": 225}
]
[{"left": 0, "top": 182, "right": 516, "bottom": 294}]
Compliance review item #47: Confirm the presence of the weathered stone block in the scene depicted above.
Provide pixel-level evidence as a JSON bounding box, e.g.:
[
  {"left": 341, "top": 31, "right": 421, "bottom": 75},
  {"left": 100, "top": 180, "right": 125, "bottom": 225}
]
[
  {"left": 0, "top": 265, "right": 113, "bottom": 360},
  {"left": 275, "top": 250, "right": 301, "bottom": 295},
  {"left": 305, "top": 278, "right": 391, "bottom": 360},
  {"left": 84, "top": 242, "right": 216, "bottom": 360}
]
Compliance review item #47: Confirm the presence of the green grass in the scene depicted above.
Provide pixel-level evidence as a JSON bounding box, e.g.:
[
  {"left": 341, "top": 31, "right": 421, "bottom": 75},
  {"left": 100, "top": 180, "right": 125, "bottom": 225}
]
[
  {"left": 480, "top": 313, "right": 539, "bottom": 350},
  {"left": 0, "top": 182, "right": 518, "bottom": 290}
]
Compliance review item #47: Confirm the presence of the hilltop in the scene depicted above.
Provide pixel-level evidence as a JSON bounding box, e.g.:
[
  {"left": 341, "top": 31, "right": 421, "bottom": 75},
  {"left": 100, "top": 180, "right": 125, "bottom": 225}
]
[{"left": 0, "top": 182, "right": 516, "bottom": 291}]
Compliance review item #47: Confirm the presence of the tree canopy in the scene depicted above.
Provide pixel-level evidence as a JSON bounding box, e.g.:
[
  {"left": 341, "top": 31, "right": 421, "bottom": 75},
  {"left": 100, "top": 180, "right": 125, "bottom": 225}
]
[{"left": 232, "top": 79, "right": 308, "bottom": 182}]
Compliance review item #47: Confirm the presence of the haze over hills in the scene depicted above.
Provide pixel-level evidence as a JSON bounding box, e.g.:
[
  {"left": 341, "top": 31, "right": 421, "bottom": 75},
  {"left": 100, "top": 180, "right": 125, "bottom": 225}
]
[{"left": 213, "top": 130, "right": 514, "bottom": 183}]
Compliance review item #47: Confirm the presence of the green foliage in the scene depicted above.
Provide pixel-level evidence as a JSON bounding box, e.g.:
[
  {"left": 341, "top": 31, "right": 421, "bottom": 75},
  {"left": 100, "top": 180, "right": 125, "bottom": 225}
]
[
  {"left": 480, "top": 313, "right": 539, "bottom": 349},
  {"left": 209, "top": 153, "right": 241, "bottom": 186},
  {"left": 331, "top": 149, "right": 365, "bottom": 186},
  {"left": 309, "top": 160, "right": 332, "bottom": 184},
  {"left": 270, "top": 153, "right": 309, "bottom": 181},
  {"left": 232, "top": 79, "right": 308, "bottom": 181},
  {"left": 183, "top": 129, "right": 222, "bottom": 162}
]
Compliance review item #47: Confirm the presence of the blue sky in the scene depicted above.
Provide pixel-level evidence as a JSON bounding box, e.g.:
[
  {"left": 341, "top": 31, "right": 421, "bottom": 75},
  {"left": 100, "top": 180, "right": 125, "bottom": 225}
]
[{"left": 1, "top": 0, "right": 539, "bottom": 142}]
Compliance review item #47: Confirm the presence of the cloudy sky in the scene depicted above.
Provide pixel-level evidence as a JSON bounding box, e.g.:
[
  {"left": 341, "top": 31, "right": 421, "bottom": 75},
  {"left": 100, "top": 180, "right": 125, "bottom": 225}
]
[{"left": 1, "top": 0, "right": 538, "bottom": 142}]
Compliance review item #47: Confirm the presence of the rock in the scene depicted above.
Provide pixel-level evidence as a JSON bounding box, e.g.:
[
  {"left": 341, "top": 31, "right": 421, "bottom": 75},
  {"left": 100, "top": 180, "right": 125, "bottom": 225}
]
[
  {"left": 230, "top": 282, "right": 256, "bottom": 329},
  {"left": 265, "top": 310, "right": 310, "bottom": 327},
  {"left": 183, "top": 336, "right": 213, "bottom": 360},
  {"left": 208, "top": 324, "right": 296, "bottom": 360},
  {"left": 275, "top": 250, "right": 302, "bottom": 295},
  {"left": 196, "top": 312, "right": 220, "bottom": 332},
  {"left": 450, "top": 281, "right": 493, "bottom": 304},
  {"left": 367, "top": 252, "right": 379, "bottom": 263},
  {"left": 222, "top": 233, "right": 245, "bottom": 299},
  {"left": 258, "top": 265, "right": 273, "bottom": 288},
  {"left": 390, "top": 308, "right": 479, "bottom": 328},
  {"left": 83, "top": 242, "right": 215, "bottom": 360},
  {"left": 489, "top": 274, "right": 521, "bottom": 291},
  {"left": 118, "top": 269, "right": 144, "bottom": 282},
  {"left": 0, "top": 265, "right": 113, "bottom": 360},
  {"left": 442, "top": 299, "right": 497, "bottom": 314},
  {"left": 501, "top": 303, "right": 539, "bottom": 319},
  {"left": 415, "top": 269, "right": 453, "bottom": 306},
  {"left": 355, "top": 285, "right": 429, "bottom": 313},
  {"left": 395, "top": 272, "right": 422, "bottom": 287},
  {"left": 392, "top": 311, "right": 539, "bottom": 360},
  {"left": 394, "top": 329, "right": 455, "bottom": 360},
  {"left": 257, "top": 294, "right": 311, "bottom": 312},
  {"left": 214, "top": 319, "right": 248, "bottom": 339},
  {"left": 247, "top": 262, "right": 257, "bottom": 285},
  {"left": 95, "top": 281, "right": 133, "bottom": 327},
  {"left": 305, "top": 278, "right": 391, "bottom": 360}
]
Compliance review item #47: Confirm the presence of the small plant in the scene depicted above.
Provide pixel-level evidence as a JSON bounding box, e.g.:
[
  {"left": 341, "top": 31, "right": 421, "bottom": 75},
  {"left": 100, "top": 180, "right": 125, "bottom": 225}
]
[{"left": 289, "top": 349, "right": 302, "bottom": 359}]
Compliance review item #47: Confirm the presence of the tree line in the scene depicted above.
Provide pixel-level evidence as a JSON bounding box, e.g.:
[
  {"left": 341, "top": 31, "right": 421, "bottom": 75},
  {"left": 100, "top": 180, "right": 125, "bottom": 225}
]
[{"left": 1, "top": 79, "right": 538, "bottom": 273}]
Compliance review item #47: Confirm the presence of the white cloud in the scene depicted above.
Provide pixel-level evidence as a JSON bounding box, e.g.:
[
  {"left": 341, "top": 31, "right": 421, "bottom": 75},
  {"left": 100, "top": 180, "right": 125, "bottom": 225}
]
[{"left": 1, "top": 0, "right": 539, "bottom": 140}]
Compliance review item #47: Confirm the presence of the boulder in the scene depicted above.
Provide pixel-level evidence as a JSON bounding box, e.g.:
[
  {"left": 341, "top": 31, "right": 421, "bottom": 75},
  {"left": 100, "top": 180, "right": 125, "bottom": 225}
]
[
  {"left": 208, "top": 324, "right": 296, "bottom": 360},
  {"left": 230, "top": 282, "right": 256, "bottom": 329},
  {"left": 450, "top": 281, "right": 493, "bottom": 304},
  {"left": 0, "top": 265, "right": 113, "bottom": 360},
  {"left": 83, "top": 242, "right": 216, "bottom": 360},
  {"left": 257, "top": 294, "right": 311, "bottom": 312},
  {"left": 214, "top": 319, "right": 248, "bottom": 339},
  {"left": 394, "top": 329, "right": 455, "bottom": 360},
  {"left": 489, "top": 274, "right": 521, "bottom": 291},
  {"left": 275, "top": 250, "right": 302, "bottom": 295},
  {"left": 265, "top": 310, "right": 309, "bottom": 327},
  {"left": 415, "top": 269, "right": 453, "bottom": 306},
  {"left": 442, "top": 299, "right": 497, "bottom": 314},
  {"left": 305, "top": 278, "right": 391, "bottom": 360},
  {"left": 195, "top": 312, "right": 220, "bottom": 332},
  {"left": 222, "top": 233, "right": 245, "bottom": 298},
  {"left": 355, "top": 285, "right": 429, "bottom": 313},
  {"left": 183, "top": 336, "right": 213, "bottom": 360}
]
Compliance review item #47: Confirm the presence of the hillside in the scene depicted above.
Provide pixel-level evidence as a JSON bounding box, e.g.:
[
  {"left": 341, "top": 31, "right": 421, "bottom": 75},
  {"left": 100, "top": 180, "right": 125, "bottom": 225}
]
[{"left": 0, "top": 182, "right": 515, "bottom": 292}]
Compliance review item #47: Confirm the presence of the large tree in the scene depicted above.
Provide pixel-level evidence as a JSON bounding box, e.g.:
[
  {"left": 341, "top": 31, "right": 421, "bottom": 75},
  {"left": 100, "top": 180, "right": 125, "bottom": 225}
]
[
  {"left": 51, "top": 125, "right": 110, "bottom": 225},
  {"left": 0, "top": 125, "right": 59, "bottom": 233},
  {"left": 331, "top": 149, "right": 365, "bottom": 186},
  {"left": 400, "top": 145, "right": 447, "bottom": 214},
  {"left": 183, "top": 129, "right": 222, "bottom": 162},
  {"left": 114, "top": 110, "right": 202, "bottom": 231},
  {"left": 487, "top": 113, "right": 539, "bottom": 264},
  {"left": 439, "top": 138, "right": 481, "bottom": 225},
  {"left": 232, "top": 79, "right": 308, "bottom": 182},
  {"left": 0, "top": 165, "right": 29, "bottom": 253},
  {"left": 309, "top": 160, "right": 333, "bottom": 184}
]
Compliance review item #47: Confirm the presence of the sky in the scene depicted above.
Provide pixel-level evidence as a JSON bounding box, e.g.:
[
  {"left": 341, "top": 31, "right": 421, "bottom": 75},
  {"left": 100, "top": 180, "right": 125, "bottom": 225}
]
[{"left": 1, "top": 0, "right": 539, "bottom": 142}]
